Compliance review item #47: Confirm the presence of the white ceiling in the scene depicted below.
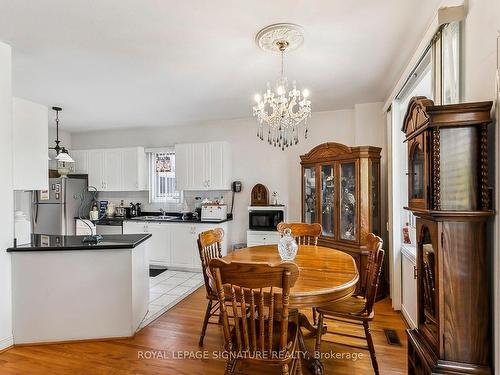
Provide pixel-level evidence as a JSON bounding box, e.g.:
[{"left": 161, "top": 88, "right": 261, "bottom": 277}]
[{"left": 0, "top": 0, "right": 440, "bottom": 132}]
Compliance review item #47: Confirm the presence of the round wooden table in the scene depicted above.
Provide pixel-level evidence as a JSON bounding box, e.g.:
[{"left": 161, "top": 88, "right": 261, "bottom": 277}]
[{"left": 222, "top": 245, "right": 359, "bottom": 375}]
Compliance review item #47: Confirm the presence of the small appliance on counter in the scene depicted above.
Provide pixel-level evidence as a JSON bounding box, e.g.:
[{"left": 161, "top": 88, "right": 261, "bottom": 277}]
[
  {"left": 201, "top": 204, "right": 228, "bottom": 222},
  {"left": 115, "top": 200, "right": 126, "bottom": 218},
  {"left": 129, "top": 202, "right": 137, "bottom": 217}
]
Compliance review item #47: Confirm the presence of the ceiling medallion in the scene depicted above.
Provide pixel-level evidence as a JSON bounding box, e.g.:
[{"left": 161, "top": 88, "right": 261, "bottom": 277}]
[{"left": 253, "top": 23, "right": 311, "bottom": 150}]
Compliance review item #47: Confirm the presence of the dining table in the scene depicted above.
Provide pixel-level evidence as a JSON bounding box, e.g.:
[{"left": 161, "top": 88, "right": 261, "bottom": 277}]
[{"left": 222, "top": 244, "right": 359, "bottom": 375}]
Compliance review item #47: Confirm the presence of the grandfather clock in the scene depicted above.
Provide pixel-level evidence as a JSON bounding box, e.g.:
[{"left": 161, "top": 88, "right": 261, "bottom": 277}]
[{"left": 402, "top": 97, "right": 494, "bottom": 374}]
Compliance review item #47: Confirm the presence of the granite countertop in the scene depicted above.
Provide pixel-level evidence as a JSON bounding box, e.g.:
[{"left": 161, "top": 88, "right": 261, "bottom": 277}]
[
  {"left": 76, "top": 212, "right": 233, "bottom": 224},
  {"left": 124, "top": 215, "right": 233, "bottom": 224},
  {"left": 7, "top": 234, "right": 152, "bottom": 252}
]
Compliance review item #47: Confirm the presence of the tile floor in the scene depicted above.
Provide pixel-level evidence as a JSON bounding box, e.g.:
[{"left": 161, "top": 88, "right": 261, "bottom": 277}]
[{"left": 140, "top": 270, "right": 204, "bottom": 328}]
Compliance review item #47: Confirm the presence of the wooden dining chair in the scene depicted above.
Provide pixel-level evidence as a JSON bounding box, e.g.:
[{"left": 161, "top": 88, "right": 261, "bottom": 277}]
[
  {"left": 314, "top": 233, "right": 384, "bottom": 374},
  {"left": 210, "top": 258, "right": 302, "bottom": 375},
  {"left": 277, "top": 222, "right": 322, "bottom": 324},
  {"left": 197, "top": 227, "right": 224, "bottom": 347},
  {"left": 277, "top": 222, "right": 322, "bottom": 245}
]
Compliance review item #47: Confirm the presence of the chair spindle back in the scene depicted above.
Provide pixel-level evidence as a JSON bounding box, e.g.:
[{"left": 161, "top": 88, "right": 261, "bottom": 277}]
[
  {"left": 197, "top": 228, "right": 224, "bottom": 297},
  {"left": 209, "top": 259, "right": 299, "bottom": 356},
  {"left": 277, "top": 222, "right": 322, "bottom": 246}
]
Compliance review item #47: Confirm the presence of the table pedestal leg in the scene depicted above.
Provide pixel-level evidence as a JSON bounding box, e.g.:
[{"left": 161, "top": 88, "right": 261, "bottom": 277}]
[{"left": 297, "top": 312, "right": 325, "bottom": 375}]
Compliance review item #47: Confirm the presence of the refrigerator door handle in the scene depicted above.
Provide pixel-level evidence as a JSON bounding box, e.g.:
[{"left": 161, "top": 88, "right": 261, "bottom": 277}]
[{"left": 32, "top": 191, "right": 39, "bottom": 225}]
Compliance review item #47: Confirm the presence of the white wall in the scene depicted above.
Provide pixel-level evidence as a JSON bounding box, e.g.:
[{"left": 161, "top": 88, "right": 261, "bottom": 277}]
[
  {"left": 71, "top": 104, "right": 386, "bottom": 244},
  {"left": 0, "top": 41, "right": 13, "bottom": 350}
]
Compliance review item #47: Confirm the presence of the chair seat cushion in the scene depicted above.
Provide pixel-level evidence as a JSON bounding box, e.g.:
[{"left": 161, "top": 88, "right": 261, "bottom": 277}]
[{"left": 317, "top": 296, "right": 373, "bottom": 320}]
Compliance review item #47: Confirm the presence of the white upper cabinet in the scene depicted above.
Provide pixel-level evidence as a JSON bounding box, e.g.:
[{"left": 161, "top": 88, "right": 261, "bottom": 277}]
[
  {"left": 175, "top": 141, "right": 231, "bottom": 191},
  {"left": 12, "top": 97, "right": 49, "bottom": 190},
  {"left": 87, "top": 150, "right": 105, "bottom": 190},
  {"left": 104, "top": 149, "right": 122, "bottom": 191},
  {"left": 70, "top": 150, "right": 89, "bottom": 174},
  {"left": 73, "top": 147, "right": 147, "bottom": 191},
  {"left": 122, "top": 147, "right": 147, "bottom": 191}
]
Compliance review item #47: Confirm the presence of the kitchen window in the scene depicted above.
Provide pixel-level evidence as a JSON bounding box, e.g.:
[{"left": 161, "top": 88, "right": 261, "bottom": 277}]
[{"left": 147, "top": 150, "right": 182, "bottom": 203}]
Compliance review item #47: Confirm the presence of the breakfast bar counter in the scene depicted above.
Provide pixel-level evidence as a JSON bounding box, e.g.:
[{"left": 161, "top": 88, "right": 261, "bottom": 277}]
[{"left": 7, "top": 234, "right": 151, "bottom": 344}]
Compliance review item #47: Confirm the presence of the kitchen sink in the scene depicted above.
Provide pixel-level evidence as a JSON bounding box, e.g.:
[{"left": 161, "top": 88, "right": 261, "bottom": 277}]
[{"left": 130, "top": 216, "right": 178, "bottom": 221}]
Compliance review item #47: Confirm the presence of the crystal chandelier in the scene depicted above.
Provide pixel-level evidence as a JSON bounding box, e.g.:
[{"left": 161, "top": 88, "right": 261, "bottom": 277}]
[{"left": 253, "top": 23, "right": 311, "bottom": 150}]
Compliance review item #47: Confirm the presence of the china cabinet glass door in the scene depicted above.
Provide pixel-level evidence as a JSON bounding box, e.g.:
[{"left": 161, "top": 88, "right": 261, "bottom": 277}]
[
  {"left": 320, "top": 165, "right": 335, "bottom": 237},
  {"left": 411, "top": 143, "right": 424, "bottom": 200},
  {"left": 340, "top": 162, "right": 357, "bottom": 241},
  {"left": 371, "top": 161, "right": 381, "bottom": 236},
  {"left": 303, "top": 166, "right": 316, "bottom": 224}
]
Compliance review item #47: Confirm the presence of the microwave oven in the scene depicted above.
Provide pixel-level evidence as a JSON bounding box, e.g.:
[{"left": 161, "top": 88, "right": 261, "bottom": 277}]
[{"left": 249, "top": 209, "right": 284, "bottom": 231}]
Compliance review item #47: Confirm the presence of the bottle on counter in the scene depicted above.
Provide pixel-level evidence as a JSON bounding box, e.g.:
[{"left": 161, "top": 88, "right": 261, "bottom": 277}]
[{"left": 89, "top": 202, "right": 99, "bottom": 221}]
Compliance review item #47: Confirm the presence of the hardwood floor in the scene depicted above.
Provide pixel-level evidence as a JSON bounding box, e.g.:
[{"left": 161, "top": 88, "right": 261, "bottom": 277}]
[{"left": 0, "top": 287, "right": 407, "bottom": 374}]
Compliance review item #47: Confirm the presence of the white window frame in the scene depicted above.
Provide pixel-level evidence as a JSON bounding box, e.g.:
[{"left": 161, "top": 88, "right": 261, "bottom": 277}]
[
  {"left": 147, "top": 148, "right": 182, "bottom": 204},
  {"left": 387, "top": 20, "right": 463, "bottom": 311}
]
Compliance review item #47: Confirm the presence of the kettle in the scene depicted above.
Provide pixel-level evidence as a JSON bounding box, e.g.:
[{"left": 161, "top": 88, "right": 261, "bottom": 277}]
[
  {"left": 135, "top": 203, "right": 142, "bottom": 217},
  {"left": 129, "top": 203, "right": 137, "bottom": 217}
]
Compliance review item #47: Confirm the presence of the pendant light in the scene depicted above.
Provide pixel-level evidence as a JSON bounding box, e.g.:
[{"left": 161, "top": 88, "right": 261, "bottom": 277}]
[
  {"left": 48, "top": 106, "right": 74, "bottom": 176},
  {"left": 49, "top": 106, "right": 74, "bottom": 162}
]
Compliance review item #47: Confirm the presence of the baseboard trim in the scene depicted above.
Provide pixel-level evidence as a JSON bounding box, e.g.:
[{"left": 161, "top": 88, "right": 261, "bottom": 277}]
[
  {"left": 401, "top": 304, "right": 417, "bottom": 329},
  {"left": 0, "top": 336, "right": 14, "bottom": 353},
  {"left": 13, "top": 335, "right": 134, "bottom": 347}
]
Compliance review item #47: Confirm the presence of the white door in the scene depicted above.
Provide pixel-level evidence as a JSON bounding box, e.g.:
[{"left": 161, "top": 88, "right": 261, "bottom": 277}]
[
  {"left": 88, "top": 150, "right": 105, "bottom": 190},
  {"left": 71, "top": 150, "right": 89, "bottom": 174},
  {"left": 147, "top": 223, "right": 171, "bottom": 265},
  {"left": 104, "top": 149, "right": 123, "bottom": 191},
  {"left": 174, "top": 144, "right": 189, "bottom": 191},
  {"left": 123, "top": 221, "right": 147, "bottom": 234},
  {"left": 207, "top": 142, "right": 226, "bottom": 190},
  {"left": 122, "top": 148, "right": 139, "bottom": 191},
  {"left": 191, "top": 144, "right": 207, "bottom": 190},
  {"left": 171, "top": 224, "right": 196, "bottom": 268},
  {"left": 401, "top": 250, "right": 418, "bottom": 328}
]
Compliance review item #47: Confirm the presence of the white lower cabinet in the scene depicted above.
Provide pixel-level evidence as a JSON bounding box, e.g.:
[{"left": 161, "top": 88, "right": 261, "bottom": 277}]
[
  {"left": 147, "top": 223, "right": 172, "bottom": 265},
  {"left": 401, "top": 245, "right": 418, "bottom": 329},
  {"left": 246, "top": 230, "right": 280, "bottom": 247},
  {"left": 123, "top": 220, "right": 229, "bottom": 270}
]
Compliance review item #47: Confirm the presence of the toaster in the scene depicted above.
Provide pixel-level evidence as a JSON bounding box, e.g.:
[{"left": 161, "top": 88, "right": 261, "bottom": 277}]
[{"left": 201, "top": 205, "right": 228, "bottom": 222}]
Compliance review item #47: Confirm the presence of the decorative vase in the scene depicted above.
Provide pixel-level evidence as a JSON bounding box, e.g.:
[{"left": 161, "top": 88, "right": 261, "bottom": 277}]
[{"left": 278, "top": 228, "right": 298, "bottom": 261}]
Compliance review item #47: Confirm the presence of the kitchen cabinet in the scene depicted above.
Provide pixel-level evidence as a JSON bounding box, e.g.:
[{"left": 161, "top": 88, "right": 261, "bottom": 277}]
[
  {"left": 71, "top": 147, "right": 147, "bottom": 191},
  {"left": 70, "top": 150, "right": 89, "bottom": 174},
  {"left": 175, "top": 141, "right": 231, "bottom": 191},
  {"left": 147, "top": 223, "right": 172, "bottom": 265},
  {"left": 170, "top": 224, "right": 196, "bottom": 268},
  {"left": 104, "top": 149, "right": 122, "bottom": 191},
  {"left": 246, "top": 230, "right": 280, "bottom": 247},
  {"left": 123, "top": 220, "right": 229, "bottom": 270},
  {"left": 401, "top": 245, "right": 417, "bottom": 329},
  {"left": 12, "top": 97, "right": 49, "bottom": 190},
  {"left": 88, "top": 150, "right": 105, "bottom": 190},
  {"left": 122, "top": 147, "right": 147, "bottom": 190}
]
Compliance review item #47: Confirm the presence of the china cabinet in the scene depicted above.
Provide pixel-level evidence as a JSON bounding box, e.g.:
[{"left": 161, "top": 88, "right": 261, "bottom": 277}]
[
  {"left": 402, "top": 97, "right": 493, "bottom": 375},
  {"left": 300, "top": 142, "right": 382, "bottom": 288}
]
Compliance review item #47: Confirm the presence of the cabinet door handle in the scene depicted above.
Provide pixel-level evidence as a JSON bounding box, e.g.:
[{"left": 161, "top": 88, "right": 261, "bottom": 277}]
[
  {"left": 413, "top": 266, "right": 418, "bottom": 279},
  {"left": 207, "top": 179, "right": 210, "bottom": 187}
]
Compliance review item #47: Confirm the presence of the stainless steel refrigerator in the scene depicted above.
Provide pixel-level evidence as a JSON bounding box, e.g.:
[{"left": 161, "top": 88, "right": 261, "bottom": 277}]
[{"left": 32, "top": 176, "right": 89, "bottom": 235}]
